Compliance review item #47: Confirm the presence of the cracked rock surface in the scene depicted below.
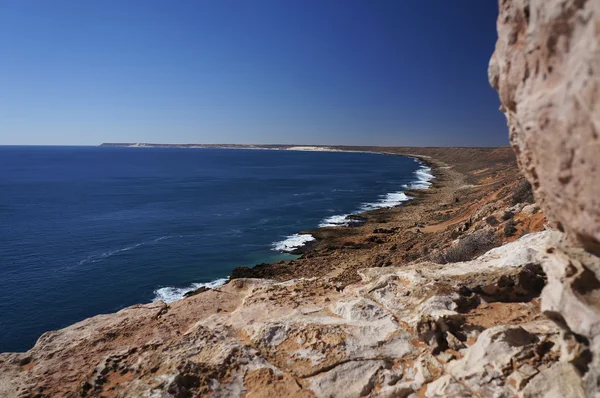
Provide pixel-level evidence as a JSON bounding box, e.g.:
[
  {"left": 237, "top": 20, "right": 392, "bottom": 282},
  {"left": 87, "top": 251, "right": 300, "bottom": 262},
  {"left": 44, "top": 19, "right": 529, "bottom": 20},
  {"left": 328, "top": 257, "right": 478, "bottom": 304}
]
[
  {"left": 490, "top": 0, "right": 600, "bottom": 396},
  {"left": 1, "top": 231, "right": 585, "bottom": 397}
]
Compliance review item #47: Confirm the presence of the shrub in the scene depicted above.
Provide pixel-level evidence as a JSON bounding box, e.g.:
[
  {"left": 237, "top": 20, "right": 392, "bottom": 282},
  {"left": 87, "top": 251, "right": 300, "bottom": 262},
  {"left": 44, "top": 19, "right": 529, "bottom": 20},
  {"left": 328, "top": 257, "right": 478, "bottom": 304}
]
[
  {"left": 435, "top": 229, "right": 498, "bottom": 264},
  {"left": 504, "top": 220, "right": 518, "bottom": 237},
  {"left": 486, "top": 216, "right": 499, "bottom": 226},
  {"left": 501, "top": 211, "right": 515, "bottom": 221},
  {"left": 512, "top": 180, "right": 535, "bottom": 205}
]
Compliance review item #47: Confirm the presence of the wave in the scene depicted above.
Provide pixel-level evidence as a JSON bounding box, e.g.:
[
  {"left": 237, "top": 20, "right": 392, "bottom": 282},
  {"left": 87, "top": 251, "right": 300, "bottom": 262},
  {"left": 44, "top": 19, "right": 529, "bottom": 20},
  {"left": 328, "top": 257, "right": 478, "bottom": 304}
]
[
  {"left": 271, "top": 233, "right": 316, "bottom": 252},
  {"left": 319, "top": 214, "right": 352, "bottom": 227},
  {"left": 403, "top": 159, "right": 435, "bottom": 190},
  {"left": 152, "top": 278, "right": 228, "bottom": 304},
  {"left": 77, "top": 236, "right": 171, "bottom": 266},
  {"left": 272, "top": 157, "right": 436, "bottom": 252},
  {"left": 317, "top": 157, "right": 435, "bottom": 228},
  {"left": 359, "top": 191, "right": 410, "bottom": 211}
]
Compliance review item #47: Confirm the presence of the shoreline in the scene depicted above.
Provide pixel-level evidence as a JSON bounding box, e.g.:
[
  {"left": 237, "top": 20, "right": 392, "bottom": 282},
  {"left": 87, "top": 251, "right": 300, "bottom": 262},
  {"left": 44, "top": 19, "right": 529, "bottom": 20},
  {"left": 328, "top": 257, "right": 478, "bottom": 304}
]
[
  {"left": 274, "top": 155, "right": 434, "bottom": 250},
  {"left": 151, "top": 149, "right": 436, "bottom": 303},
  {"left": 227, "top": 146, "right": 519, "bottom": 286},
  {"left": 280, "top": 152, "right": 445, "bottom": 258},
  {"left": 153, "top": 149, "right": 454, "bottom": 302}
]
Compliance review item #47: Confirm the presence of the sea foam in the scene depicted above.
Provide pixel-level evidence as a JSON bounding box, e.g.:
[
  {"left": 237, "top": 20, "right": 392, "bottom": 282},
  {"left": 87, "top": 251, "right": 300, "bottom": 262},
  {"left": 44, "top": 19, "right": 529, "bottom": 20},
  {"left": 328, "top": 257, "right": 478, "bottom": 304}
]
[
  {"left": 359, "top": 191, "right": 411, "bottom": 211},
  {"left": 319, "top": 214, "right": 352, "bottom": 227},
  {"left": 153, "top": 278, "right": 228, "bottom": 304},
  {"left": 403, "top": 159, "right": 435, "bottom": 190},
  {"left": 317, "top": 157, "right": 435, "bottom": 228},
  {"left": 272, "top": 233, "right": 316, "bottom": 252}
]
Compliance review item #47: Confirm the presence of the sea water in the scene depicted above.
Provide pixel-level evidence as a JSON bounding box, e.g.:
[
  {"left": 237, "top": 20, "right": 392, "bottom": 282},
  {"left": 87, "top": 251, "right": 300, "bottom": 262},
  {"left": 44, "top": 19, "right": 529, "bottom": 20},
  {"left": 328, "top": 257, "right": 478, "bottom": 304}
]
[{"left": 0, "top": 146, "right": 432, "bottom": 352}]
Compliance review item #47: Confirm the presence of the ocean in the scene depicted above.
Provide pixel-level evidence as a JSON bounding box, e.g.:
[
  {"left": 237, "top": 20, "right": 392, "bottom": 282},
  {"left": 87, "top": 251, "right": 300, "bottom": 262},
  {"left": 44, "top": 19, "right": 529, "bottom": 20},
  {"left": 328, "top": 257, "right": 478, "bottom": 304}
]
[{"left": 0, "top": 146, "right": 432, "bottom": 352}]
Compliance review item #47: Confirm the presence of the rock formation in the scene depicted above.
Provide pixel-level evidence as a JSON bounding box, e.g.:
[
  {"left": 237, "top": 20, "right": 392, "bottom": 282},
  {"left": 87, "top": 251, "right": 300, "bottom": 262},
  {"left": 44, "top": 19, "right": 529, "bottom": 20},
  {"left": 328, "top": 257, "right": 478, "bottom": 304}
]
[
  {"left": 0, "top": 231, "right": 573, "bottom": 397},
  {"left": 489, "top": 0, "right": 600, "bottom": 254},
  {"left": 0, "top": 0, "right": 599, "bottom": 396},
  {"left": 489, "top": 0, "right": 600, "bottom": 395}
]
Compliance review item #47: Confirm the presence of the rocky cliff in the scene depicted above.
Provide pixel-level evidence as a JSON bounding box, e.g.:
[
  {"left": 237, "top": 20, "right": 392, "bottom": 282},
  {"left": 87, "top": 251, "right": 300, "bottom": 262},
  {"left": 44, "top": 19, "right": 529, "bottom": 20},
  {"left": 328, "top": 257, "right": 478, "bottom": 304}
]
[
  {"left": 1, "top": 0, "right": 599, "bottom": 397},
  {"left": 489, "top": 0, "right": 600, "bottom": 395},
  {"left": 0, "top": 231, "right": 574, "bottom": 397}
]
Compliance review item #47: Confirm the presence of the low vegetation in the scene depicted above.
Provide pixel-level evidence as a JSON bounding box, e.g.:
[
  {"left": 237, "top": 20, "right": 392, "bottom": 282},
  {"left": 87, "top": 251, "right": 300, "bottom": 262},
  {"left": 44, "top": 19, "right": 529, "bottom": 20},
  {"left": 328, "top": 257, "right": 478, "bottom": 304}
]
[
  {"left": 504, "top": 220, "right": 518, "bottom": 237},
  {"left": 486, "top": 216, "right": 499, "bottom": 226},
  {"left": 435, "top": 229, "right": 498, "bottom": 264},
  {"left": 511, "top": 180, "right": 534, "bottom": 205},
  {"left": 501, "top": 211, "right": 515, "bottom": 221}
]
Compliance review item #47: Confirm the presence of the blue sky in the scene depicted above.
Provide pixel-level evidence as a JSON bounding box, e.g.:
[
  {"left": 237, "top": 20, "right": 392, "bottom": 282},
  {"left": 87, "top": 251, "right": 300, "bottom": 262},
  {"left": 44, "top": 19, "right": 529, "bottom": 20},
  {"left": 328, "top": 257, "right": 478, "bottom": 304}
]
[{"left": 0, "top": 0, "right": 506, "bottom": 146}]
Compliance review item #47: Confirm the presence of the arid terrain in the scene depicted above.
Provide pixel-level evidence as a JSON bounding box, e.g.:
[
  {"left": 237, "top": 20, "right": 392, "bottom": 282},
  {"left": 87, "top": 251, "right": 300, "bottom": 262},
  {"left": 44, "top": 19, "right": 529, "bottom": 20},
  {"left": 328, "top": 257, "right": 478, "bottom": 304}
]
[
  {"left": 230, "top": 146, "right": 544, "bottom": 286},
  {"left": 2, "top": 0, "right": 599, "bottom": 395},
  {"left": 0, "top": 147, "right": 559, "bottom": 397}
]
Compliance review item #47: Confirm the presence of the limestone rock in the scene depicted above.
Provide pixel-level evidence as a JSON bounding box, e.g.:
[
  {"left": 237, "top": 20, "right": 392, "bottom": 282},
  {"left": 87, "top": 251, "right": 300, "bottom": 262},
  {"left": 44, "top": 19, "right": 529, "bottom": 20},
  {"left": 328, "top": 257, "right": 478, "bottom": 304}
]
[
  {"left": 521, "top": 362, "right": 585, "bottom": 398},
  {"left": 540, "top": 233, "right": 600, "bottom": 396},
  {"left": 491, "top": 1, "right": 600, "bottom": 395},
  {"left": 0, "top": 231, "right": 563, "bottom": 397},
  {"left": 307, "top": 360, "right": 387, "bottom": 398},
  {"left": 489, "top": 0, "right": 600, "bottom": 254}
]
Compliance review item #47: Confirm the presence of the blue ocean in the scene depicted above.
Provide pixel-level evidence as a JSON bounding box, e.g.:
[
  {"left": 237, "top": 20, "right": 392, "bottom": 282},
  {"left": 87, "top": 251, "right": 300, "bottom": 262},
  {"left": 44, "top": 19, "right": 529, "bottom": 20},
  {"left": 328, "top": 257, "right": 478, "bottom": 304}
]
[{"left": 0, "top": 146, "right": 432, "bottom": 352}]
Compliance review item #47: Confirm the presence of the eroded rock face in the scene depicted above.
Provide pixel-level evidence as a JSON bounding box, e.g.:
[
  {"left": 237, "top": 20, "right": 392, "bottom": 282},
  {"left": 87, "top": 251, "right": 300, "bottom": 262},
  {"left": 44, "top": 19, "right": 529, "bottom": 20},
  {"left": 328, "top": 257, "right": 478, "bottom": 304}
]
[
  {"left": 490, "top": 1, "right": 600, "bottom": 396},
  {"left": 1, "top": 231, "right": 585, "bottom": 397},
  {"left": 489, "top": 0, "right": 600, "bottom": 254}
]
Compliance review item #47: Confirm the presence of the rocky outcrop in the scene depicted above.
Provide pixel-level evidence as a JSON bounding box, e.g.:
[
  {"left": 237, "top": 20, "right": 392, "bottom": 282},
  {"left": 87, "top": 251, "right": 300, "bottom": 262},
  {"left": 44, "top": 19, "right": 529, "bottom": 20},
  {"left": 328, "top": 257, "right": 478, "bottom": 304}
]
[
  {"left": 490, "top": 0, "right": 600, "bottom": 396},
  {"left": 1, "top": 0, "right": 598, "bottom": 395},
  {"left": 489, "top": 0, "right": 600, "bottom": 254},
  {"left": 1, "top": 231, "right": 586, "bottom": 397}
]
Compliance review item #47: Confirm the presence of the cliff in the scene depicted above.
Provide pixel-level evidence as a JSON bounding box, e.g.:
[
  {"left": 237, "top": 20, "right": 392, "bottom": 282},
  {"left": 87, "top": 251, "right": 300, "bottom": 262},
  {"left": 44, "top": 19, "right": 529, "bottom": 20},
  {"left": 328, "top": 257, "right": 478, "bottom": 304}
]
[
  {"left": 489, "top": 0, "right": 600, "bottom": 395},
  {"left": 1, "top": 0, "right": 599, "bottom": 396},
  {"left": 0, "top": 150, "right": 562, "bottom": 398}
]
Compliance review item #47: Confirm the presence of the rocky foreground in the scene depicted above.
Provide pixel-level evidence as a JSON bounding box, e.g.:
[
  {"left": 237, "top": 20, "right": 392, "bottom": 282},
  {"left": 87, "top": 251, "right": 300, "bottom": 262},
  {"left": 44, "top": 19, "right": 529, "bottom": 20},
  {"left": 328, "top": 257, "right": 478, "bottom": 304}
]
[
  {"left": 0, "top": 153, "right": 589, "bottom": 397},
  {"left": 0, "top": 230, "right": 585, "bottom": 398},
  {"left": 0, "top": 143, "right": 558, "bottom": 398},
  {"left": 2, "top": 0, "right": 600, "bottom": 396}
]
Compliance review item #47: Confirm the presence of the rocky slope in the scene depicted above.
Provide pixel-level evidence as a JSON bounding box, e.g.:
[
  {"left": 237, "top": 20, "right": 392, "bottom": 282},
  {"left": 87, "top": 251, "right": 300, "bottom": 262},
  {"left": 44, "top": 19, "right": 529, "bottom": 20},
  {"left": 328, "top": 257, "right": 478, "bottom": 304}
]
[
  {"left": 1, "top": 0, "right": 599, "bottom": 396},
  {"left": 1, "top": 231, "right": 575, "bottom": 397}
]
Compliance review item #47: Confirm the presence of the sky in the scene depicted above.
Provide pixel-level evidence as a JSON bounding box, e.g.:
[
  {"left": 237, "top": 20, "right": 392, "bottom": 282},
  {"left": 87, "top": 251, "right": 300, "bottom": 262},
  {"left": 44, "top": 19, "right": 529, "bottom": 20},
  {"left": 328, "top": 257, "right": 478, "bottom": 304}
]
[{"left": 0, "top": 1, "right": 507, "bottom": 147}]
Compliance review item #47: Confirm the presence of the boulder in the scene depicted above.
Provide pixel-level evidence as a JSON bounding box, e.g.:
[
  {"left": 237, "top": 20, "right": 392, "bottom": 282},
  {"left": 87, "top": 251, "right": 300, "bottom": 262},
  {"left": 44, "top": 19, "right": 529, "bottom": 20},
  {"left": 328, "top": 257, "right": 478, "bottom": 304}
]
[
  {"left": 489, "top": 0, "right": 600, "bottom": 255},
  {"left": 491, "top": 1, "right": 600, "bottom": 396}
]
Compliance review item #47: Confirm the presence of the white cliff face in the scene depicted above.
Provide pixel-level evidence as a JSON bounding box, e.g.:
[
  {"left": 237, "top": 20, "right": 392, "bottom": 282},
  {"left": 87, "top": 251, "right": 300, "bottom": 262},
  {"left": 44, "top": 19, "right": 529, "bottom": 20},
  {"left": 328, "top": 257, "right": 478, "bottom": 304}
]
[
  {"left": 2, "top": 230, "right": 586, "bottom": 397},
  {"left": 490, "top": 1, "right": 600, "bottom": 396}
]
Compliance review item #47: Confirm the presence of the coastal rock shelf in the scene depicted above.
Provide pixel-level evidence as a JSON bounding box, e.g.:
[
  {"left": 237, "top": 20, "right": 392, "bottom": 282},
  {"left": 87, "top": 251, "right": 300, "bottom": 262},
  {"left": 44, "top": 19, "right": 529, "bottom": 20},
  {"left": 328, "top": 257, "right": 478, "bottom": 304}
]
[{"left": 1, "top": 231, "right": 580, "bottom": 397}]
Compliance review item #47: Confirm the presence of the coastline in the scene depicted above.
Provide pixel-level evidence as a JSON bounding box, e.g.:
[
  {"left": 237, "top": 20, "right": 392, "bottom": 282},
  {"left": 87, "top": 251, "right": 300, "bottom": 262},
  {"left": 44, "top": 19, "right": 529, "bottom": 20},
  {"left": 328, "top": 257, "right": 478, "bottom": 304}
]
[
  {"left": 151, "top": 146, "right": 513, "bottom": 301},
  {"left": 1, "top": 146, "right": 552, "bottom": 397},
  {"left": 273, "top": 155, "right": 434, "bottom": 249},
  {"left": 227, "top": 146, "right": 524, "bottom": 286},
  {"left": 151, "top": 149, "right": 437, "bottom": 303}
]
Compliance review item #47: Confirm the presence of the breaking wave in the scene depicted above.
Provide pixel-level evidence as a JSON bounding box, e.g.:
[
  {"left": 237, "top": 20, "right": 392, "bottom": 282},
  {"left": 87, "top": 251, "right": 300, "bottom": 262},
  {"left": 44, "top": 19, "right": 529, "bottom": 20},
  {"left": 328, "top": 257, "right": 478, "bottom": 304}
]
[
  {"left": 403, "top": 159, "right": 435, "bottom": 190},
  {"left": 272, "top": 156, "right": 436, "bottom": 252},
  {"left": 272, "top": 233, "right": 316, "bottom": 252},
  {"left": 153, "top": 278, "right": 228, "bottom": 304},
  {"left": 359, "top": 191, "right": 411, "bottom": 211},
  {"left": 319, "top": 214, "right": 353, "bottom": 227},
  {"left": 317, "top": 157, "right": 435, "bottom": 229}
]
